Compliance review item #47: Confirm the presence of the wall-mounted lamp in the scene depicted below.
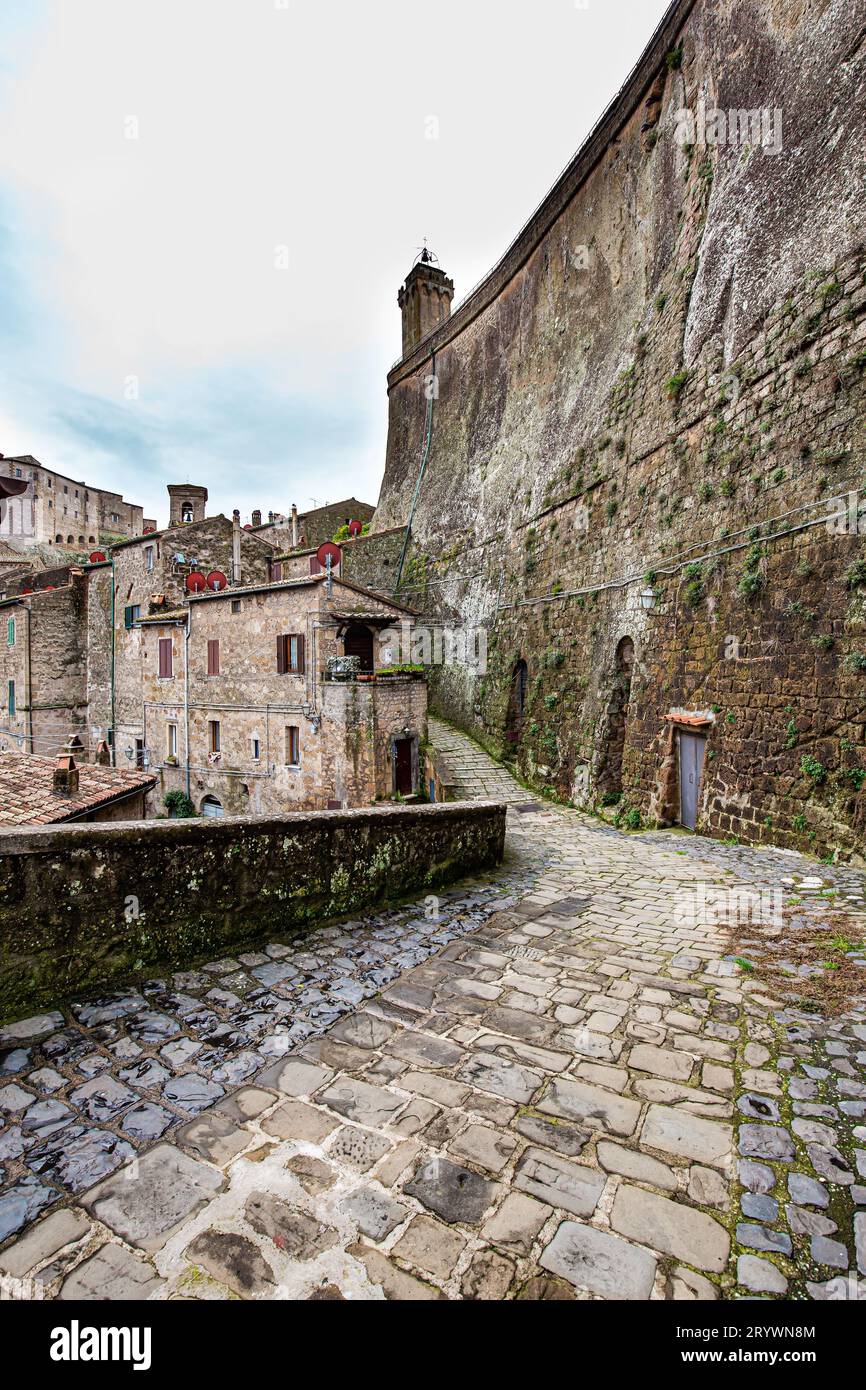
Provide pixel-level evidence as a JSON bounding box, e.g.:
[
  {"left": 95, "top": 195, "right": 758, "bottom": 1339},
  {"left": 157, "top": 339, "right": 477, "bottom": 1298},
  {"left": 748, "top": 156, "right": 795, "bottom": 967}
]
[{"left": 638, "top": 587, "right": 657, "bottom": 611}]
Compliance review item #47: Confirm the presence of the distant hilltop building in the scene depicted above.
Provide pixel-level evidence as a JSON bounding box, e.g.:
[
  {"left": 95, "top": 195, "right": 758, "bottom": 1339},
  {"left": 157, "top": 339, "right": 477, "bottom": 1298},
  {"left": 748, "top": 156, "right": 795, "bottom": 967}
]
[{"left": 0, "top": 452, "right": 156, "bottom": 549}]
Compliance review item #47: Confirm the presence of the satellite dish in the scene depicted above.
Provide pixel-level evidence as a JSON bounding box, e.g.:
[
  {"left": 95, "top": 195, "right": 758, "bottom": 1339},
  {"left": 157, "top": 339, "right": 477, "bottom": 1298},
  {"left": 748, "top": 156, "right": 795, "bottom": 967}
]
[
  {"left": 186, "top": 571, "right": 206, "bottom": 593},
  {"left": 316, "top": 542, "right": 342, "bottom": 570},
  {"left": 206, "top": 570, "right": 228, "bottom": 591},
  {"left": 89, "top": 550, "right": 106, "bottom": 563},
  {"left": 347, "top": 520, "right": 363, "bottom": 537},
  {"left": 143, "top": 526, "right": 156, "bottom": 534},
  {"left": 0, "top": 478, "right": 28, "bottom": 500}
]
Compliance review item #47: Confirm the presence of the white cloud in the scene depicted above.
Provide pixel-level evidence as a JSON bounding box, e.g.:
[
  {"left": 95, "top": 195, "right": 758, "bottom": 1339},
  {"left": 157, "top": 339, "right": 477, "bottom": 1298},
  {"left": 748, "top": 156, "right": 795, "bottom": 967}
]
[{"left": 0, "top": 0, "right": 671, "bottom": 523}]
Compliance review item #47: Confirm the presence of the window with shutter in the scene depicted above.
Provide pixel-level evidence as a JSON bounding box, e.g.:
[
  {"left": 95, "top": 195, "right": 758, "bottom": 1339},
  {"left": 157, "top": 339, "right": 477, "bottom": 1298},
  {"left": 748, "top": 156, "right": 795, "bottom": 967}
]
[
  {"left": 6, "top": 619, "right": 14, "bottom": 647},
  {"left": 208, "top": 720, "right": 220, "bottom": 754},
  {"left": 158, "top": 637, "right": 173, "bottom": 678},
  {"left": 8, "top": 681, "right": 15, "bottom": 716},
  {"left": 207, "top": 639, "right": 220, "bottom": 676},
  {"left": 277, "top": 634, "right": 305, "bottom": 674},
  {"left": 285, "top": 725, "right": 300, "bottom": 766}
]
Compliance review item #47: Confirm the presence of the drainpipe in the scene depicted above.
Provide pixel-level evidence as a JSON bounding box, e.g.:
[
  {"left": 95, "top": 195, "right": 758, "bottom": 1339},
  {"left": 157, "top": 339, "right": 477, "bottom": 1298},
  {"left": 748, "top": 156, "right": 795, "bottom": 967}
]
[
  {"left": 184, "top": 608, "right": 192, "bottom": 798},
  {"left": 232, "top": 509, "right": 241, "bottom": 585},
  {"left": 109, "top": 555, "right": 116, "bottom": 766},
  {"left": 21, "top": 602, "right": 33, "bottom": 753}
]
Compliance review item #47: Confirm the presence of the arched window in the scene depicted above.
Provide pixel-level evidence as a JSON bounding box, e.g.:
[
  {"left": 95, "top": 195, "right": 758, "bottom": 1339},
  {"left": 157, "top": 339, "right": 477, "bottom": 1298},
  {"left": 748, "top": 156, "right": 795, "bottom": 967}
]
[
  {"left": 88, "top": 536, "right": 96, "bottom": 544},
  {"left": 201, "top": 795, "right": 224, "bottom": 818},
  {"left": 597, "top": 637, "right": 635, "bottom": 801},
  {"left": 505, "top": 659, "right": 528, "bottom": 746},
  {"left": 181, "top": 503, "right": 193, "bottom": 523},
  {"left": 513, "top": 660, "right": 528, "bottom": 718},
  {"left": 55, "top": 533, "right": 62, "bottom": 543},
  {"left": 66, "top": 534, "right": 74, "bottom": 544}
]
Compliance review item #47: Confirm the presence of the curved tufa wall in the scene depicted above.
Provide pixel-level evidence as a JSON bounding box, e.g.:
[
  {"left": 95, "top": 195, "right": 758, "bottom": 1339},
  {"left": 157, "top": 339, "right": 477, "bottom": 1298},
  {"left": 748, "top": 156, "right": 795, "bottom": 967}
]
[{"left": 375, "top": 0, "right": 866, "bottom": 858}]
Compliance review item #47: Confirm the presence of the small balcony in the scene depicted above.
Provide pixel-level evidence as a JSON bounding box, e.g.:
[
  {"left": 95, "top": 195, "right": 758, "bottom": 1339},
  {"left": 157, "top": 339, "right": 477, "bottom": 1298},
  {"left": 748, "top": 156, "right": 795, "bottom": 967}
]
[{"left": 323, "top": 656, "right": 426, "bottom": 684}]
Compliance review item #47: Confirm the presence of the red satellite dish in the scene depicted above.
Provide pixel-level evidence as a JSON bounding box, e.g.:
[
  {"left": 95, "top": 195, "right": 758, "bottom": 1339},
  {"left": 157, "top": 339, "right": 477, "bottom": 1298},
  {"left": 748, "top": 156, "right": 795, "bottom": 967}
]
[
  {"left": 89, "top": 550, "right": 107, "bottom": 563},
  {"left": 21, "top": 586, "right": 33, "bottom": 594},
  {"left": 347, "top": 520, "right": 363, "bottom": 537},
  {"left": 206, "top": 570, "right": 228, "bottom": 591},
  {"left": 243, "top": 524, "right": 252, "bottom": 530},
  {"left": 186, "top": 571, "right": 206, "bottom": 593},
  {"left": 143, "top": 526, "right": 156, "bottom": 534},
  {"left": 316, "top": 542, "right": 342, "bottom": 570}
]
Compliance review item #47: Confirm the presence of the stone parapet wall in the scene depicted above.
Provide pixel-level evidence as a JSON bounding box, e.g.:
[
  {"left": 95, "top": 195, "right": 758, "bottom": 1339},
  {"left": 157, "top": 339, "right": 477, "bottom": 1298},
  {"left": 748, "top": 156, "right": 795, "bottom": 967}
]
[{"left": 0, "top": 800, "right": 506, "bottom": 1017}]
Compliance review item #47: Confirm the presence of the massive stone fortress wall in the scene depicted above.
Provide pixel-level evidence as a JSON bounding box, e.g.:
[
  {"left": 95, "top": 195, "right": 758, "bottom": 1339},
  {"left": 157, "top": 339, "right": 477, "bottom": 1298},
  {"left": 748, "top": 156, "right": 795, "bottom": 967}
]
[{"left": 375, "top": 0, "right": 866, "bottom": 857}]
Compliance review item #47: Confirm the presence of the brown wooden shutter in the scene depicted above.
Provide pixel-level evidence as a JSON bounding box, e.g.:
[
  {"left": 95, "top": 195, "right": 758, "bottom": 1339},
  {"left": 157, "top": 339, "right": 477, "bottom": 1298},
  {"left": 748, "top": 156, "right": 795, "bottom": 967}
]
[
  {"left": 276, "top": 634, "right": 286, "bottom": 673},
  {"left": 295, "top": 633, "right": 305, "bottom": 674},
  {"left": 159, "top": 637, "right": 172, "bottom": 678},
  {"left": 207, "top": 639, "right": 220, "bottom": 676}
]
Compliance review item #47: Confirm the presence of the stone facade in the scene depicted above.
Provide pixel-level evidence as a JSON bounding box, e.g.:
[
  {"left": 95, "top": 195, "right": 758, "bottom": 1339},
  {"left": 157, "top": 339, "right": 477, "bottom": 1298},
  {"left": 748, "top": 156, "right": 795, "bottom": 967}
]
[
  {"left": 373, "top": 0, "right": 866, "bottom": 859},
  {"left": 142, "top": 576, "right": 427, "bottom": 816},
  {"left": 0, "top": 453, "right": 151, "bottom": 551},
  {"left": 110, "top": 514, "right": 274, "bottom": 767},
  {"left": 253, "top": 498, "right": 376, "bottom": 555},
  {"left": 0, "top": 569, "right": 95, "bottom": 759},
  {"left": 0, "top": 485, "right": 425, "bottom": 817},
  {"left": 273, "top": 526, "right": 407, "bottom": 595}
]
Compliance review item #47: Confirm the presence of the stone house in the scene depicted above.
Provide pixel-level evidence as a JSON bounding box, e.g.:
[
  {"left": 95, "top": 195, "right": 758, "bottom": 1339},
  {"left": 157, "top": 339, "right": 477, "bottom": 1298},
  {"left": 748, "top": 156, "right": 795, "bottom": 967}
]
[
  {"left": 139, "top": 574, "right": 426, "bottom": 816},
  {"left": 270, "top": 525, "right": 408, "bottom": 595},
  {"left": 0, "top": 452, "right": 154, "bottom": 551},
  {"left": 0, "top": 564, "right": 106, "bottom": 760},
  {"left": 109, "top": 502, "right": 274, "bottom": 769},
  {"left": 252, "top": 497, "right": 375, "bottom": 555}
]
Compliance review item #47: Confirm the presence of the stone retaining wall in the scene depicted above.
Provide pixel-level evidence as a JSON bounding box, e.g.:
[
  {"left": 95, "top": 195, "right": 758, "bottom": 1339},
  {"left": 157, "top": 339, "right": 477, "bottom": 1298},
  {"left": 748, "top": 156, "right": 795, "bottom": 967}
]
[{"left": 0, "top": 801, "right": 506, "bottom": 1019}]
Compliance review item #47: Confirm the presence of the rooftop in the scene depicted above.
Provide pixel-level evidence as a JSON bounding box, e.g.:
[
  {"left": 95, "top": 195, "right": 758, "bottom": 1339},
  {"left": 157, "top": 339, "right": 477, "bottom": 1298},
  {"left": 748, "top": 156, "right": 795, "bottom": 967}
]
[{"left": 0, "top": 752, "right": 157, "bottom": 827}]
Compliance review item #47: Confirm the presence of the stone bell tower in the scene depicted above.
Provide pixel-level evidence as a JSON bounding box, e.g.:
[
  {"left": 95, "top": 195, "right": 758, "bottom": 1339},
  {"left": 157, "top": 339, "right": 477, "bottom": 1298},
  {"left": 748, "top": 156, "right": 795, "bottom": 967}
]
[
  {"left": 398, "top": 248, "right": 454, "bottom": 358},
  {"left": 167, "top": 484, "right": 208, "bottom": 527}
]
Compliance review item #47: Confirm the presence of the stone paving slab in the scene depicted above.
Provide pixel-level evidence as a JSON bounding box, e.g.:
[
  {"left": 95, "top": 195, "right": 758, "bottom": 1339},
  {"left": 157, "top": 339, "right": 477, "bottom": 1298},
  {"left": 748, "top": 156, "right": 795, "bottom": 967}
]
[{"left": 1, "top": 723, "right": 865, "bottom": 1299}]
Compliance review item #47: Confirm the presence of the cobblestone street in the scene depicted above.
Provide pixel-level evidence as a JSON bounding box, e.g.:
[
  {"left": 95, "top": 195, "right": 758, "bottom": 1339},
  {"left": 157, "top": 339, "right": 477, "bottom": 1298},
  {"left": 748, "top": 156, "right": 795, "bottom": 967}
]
[{"left": 1, "top": 726, "right": 865, "bottom": 1301}]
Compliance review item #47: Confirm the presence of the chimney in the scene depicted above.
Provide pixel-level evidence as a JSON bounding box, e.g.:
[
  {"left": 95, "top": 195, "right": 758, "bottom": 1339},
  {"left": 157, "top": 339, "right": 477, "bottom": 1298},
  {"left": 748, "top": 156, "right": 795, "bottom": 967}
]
[
  {"left": 53, "top": 753, "right": 79, "bottom": 796},
  {"left": 95, "top": 740, "right": 111, "bottom": 766},
  {"left": 398, "top": 249, "right": 454, "bottom": 357},
  {"left": 251, "top": 509, "right": 262, "bottom": 528},
  {"left": 232, "top": 509, "right": 241, "bottom": 585},
  {"left": 291, "top": 504, "right": 299, "bottom": 547}
]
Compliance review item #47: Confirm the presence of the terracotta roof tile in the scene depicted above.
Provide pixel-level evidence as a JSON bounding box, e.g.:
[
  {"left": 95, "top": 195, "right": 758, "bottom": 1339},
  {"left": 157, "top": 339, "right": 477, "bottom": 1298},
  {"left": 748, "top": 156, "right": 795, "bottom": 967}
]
[{"left": 0, "top": 752, "right": 156, "bottom": 827}]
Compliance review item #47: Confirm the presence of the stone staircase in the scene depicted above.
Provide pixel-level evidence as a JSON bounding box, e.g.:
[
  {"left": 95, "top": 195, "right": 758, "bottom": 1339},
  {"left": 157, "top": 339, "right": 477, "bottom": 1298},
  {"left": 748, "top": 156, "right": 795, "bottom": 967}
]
[{"left": 427, "top": 717, "right": 529, "bottom": 805}]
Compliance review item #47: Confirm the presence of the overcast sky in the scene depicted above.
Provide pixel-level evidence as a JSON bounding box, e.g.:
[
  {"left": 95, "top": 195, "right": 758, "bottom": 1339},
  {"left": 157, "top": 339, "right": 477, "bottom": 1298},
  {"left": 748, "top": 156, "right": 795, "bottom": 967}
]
[{"left": 0, "top": 0, "right": 671, "bottom": 527}]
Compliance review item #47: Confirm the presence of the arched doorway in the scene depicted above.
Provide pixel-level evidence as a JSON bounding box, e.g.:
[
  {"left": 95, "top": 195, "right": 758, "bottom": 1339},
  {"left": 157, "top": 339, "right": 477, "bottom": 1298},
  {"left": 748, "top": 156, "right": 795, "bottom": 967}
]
[
  {"left": 201, "top": 795, "right": 224, "bottom": 818},
  {"left": 505, "top": 659, "right": 528, "bottom": 746},
  {"left": 597, "top": 637, "right": 634, "bottom": 801},
  {"left": 344, "top": 623, "right": 374, "bottom": 673}
]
